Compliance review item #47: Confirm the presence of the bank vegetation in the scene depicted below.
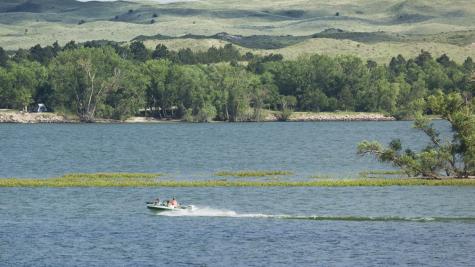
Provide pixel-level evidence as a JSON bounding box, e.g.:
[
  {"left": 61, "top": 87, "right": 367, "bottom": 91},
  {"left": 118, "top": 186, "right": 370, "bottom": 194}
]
[{"left": 1, "top": 41, "right": 473, "bottom": 122}]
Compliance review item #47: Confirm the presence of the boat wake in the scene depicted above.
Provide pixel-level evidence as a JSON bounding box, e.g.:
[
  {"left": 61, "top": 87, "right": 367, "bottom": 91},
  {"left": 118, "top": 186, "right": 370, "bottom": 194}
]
[
  {"left": 155, "top": 206, "right": 475, "bottom": 223},
  {"left": 157, "top": 206, "right": 272, "bottom": 218}
]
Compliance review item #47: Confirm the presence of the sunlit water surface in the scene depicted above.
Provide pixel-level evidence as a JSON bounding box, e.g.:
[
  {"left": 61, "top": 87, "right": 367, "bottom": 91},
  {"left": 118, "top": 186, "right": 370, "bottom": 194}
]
[{"left": 1, "top": 122, "right": 473, "bottom": 266}]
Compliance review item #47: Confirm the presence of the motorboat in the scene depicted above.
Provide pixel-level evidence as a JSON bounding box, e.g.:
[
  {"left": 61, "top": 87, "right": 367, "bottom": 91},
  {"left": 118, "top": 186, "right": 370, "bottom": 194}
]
[{"left": 146, "top": 202, "right": 194, "bottom": 212}]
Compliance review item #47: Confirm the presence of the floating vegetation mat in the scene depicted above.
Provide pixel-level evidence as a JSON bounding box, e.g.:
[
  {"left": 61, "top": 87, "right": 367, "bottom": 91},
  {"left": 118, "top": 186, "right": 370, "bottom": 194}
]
[
  {"left": 359, "top": 170, "right": 407, "bottom": 178},
  {"left": 1, "top": 174, "right": 475, "bottom": 187},
  {"left": 215, "top": 170, "right": 293, "bottom": 177},
  {"left": 0, "top": 173, "right": 162, "bottom": 187},
  {"left": 62, "top": 173, "right": 161, "bottom": 179}
]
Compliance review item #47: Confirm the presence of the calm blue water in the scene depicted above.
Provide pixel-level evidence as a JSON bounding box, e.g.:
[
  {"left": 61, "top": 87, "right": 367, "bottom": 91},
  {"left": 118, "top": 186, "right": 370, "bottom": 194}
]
[
  {"left": 1, "top": 121, "right": 473, "bottom": 266},
  {"left": 1, "top": 187, "right": 474, "bottom": 266},
  {"left": 0, "top": 121, "right": 451, "bottom": 178}
]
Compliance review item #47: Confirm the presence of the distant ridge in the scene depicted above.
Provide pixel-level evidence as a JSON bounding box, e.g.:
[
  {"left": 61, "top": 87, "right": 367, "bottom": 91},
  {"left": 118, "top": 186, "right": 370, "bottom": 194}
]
[
  {"left": 134, "top": 29, "right": 475, "bottom": 50},
  {"left": 1, "top": 0, "right": 474, "bottom": 61},
  {"left": 134, "top": 32, "right": 307, "bottom": 49},
  {"left": 4, "top": 0, "right": 82, "bottom": 13}
]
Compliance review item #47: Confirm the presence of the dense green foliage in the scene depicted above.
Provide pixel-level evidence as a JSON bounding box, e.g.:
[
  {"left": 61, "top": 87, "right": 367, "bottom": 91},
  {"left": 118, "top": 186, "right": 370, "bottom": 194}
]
[
  {"left": 358, "top": 91, "right": 475, "bottom": 178},
  {"left": 0, "top": 41, "right": 474, "bottom": 122}
]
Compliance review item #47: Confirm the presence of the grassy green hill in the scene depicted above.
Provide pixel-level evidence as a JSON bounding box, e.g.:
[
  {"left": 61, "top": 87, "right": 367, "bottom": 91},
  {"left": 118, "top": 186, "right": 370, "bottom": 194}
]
[{"left": 1, "top": 0, "right": 474, "bottom": 62}]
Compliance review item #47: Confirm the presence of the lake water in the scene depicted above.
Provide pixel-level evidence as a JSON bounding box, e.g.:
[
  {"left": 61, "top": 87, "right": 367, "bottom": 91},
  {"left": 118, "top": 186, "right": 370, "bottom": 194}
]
[
  {"left": 1, "top": 122, "right": 474, "bottom": 266},
  {"left": 0, "top": 121, "right": 451, "bottom": 178}
]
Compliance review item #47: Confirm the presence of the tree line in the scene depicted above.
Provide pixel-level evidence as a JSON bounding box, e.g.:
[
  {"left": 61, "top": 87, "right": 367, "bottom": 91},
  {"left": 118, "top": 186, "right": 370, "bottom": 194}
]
[{"left": 0, "top": 41, "right": 474, "bottom": 122}]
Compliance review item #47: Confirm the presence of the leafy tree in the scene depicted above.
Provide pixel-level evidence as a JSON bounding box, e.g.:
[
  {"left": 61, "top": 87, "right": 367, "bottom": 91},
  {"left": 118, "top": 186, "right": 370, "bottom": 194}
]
[
  {"left": 280, "top": 95, "right": 297, "bottom": 110},
  {"left": 177, "top": 48, "right": 196, "bottom": 64},
  {"left": 248, "top": 53, "right": 283, "bottom": 74},
  {"left": 436, "top": 54, "right": 453, "bottom": 68},
  {"left": 249, "top": 80, "right": 269, "bottom": 122},
  {"left": 301, "top": 88, "right": 330, "bottom": 111},
  {"left": 0, "top": 61, "right": 45, "bottom": 111},
  {"left": 50, "top": 47, "right": 126, "bottom": 121},
  {"left": 129, "top": 41, "right": 149, "bottom": 61},
  {"left": 12, "top": 49, "right": 29, "bottom": 63},
  {"left": 338, "top": 86, "right": 355, "bottom": 111},
  {"left": 194, "top": 102, "right": 217, "bottom": 122},
  {"left": 221, "top": 44, "right": 240, "bottom": 61},
  {"left": 143, "top": 59, "right": 171, "bottom": 118},
  {"left": 265, "top": 60, "right": 302, "bottom": 97},
  {"left": 366, "top": 60, "right": 377, "bottom": 69},
  {"left": 424, "top": 61, "right": 450, "bottom": 91},
  {"left": 63, "top": 41, "right": 78, "bottom": 51},
  {"left": 164, "top": 64, "right": 211, "bottom": 119},
  {"left": 0, "top": 47, "right": 8, "bottom": 67},
  {"left": 276, "top": 95, "right": 297, "bottom": 121},
  {"left": 0, "top": 67, "right": 13, "bottom": 108},
  {"left": 242, "top": 52, "right": 255, "bottom": 61},
  {"left": 463, "top": 57, "right": 474, "bottom": 72},
  {"left": 33, "top": 81, "right": 55, "bottom": 111},
  {"left": 415, "top": 50, "right": 433, "bottom": 67},
  {"left": 208, "top": 65, "right": 256, "bottom": 121},
  {"left": 393, "top": 75, "right": 423, "bottom": 119},
  {"left": 52, "top": 41, "right": 61, "bottom": 55},
  {"left": 29, "top": 44, "right": 55, "bottom": 65},
  {"left": 358, "top": 91, "right": 474, "bottom": 178},
  {"left": 98, "top": 62, "right": 147, "bottom": 120},
  {"left": 389, "top": 54, "right": 406, "bottom": 77},
  {"left": 152, "top": 44, "right": 169, "bottom": 59}
]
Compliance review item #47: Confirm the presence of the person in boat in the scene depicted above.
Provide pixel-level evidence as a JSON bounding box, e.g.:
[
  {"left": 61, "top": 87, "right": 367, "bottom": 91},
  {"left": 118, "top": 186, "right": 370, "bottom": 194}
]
[
  {"left": 170, "top": 197, "right": 178, "bottom": 207},
  {"left": 153, "top": 197, "right": 160, "bottom": 205}
]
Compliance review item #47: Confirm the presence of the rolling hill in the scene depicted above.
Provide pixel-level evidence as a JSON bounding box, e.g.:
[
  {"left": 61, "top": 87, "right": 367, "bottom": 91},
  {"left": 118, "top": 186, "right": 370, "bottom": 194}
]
[{"left": 0, "top": 0, "right": 474, "bottom": 62}]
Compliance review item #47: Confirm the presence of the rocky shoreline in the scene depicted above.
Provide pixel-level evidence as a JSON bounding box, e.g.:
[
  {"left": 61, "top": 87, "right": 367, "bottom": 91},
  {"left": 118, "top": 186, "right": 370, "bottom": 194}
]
[
  {"left": 0, "top": 111, "right": 76, "bottom": 123},
  {"left": 0, "top": 111, "right": 395, "bottom": 123},
  {"left": 264, "top": 112, "right": 395, "bottom": 122}
]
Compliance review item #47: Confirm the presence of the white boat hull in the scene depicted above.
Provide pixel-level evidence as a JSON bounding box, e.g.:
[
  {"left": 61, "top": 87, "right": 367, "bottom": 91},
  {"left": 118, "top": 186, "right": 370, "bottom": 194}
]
[{"left": 147, "top": 204, "right": 193, "bottom": 212}]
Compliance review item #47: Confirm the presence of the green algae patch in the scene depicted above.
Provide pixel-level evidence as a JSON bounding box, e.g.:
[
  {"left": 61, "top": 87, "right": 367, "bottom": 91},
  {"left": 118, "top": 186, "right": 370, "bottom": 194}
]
[
  {"left": 309, "top": 174, "right": 333, "bottom": 179},
  {"left": 61, "top": 173, "right": 161, "bottom": 179},
  {"left": 358, "top": 170, "right": 406, "bottom": 178},
  {"left": 1, "top": 176, "right": 475, "bottom": 188},
  {"left": 0, "top": 173, "right": 162, "bottom": 187},
  {"left": 215, "top": 170, "right": 293, "bottom": 178}
]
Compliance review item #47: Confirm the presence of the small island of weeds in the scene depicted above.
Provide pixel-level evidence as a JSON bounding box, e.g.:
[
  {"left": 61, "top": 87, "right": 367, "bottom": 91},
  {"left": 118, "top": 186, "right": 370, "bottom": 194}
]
[
  {"left": 62, "top": 173, "right": 161, "bottom": 179},
  {"left": 215, "top": 170, "right": 293, "bottom": 177},
  {"left": 1, "top": 173, "right": 474, "bottom": 187},
  {"left": 0, "top": 173, "right": 162, "bottom": 187},
  {"left": 358, "top": 170, "right": 406, "bottom": 178}
]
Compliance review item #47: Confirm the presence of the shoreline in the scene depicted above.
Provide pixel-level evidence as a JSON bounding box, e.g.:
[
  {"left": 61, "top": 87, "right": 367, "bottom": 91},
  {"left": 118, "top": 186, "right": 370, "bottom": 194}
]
[
  {"left": 0, "top": 111, "right": 395, "bottom": 124},
  {"left": 0, "top": 111, "right": 77, "bottom": 123},
  {"left": 263, "top": 112, "right": 395, "bottom": 122}
]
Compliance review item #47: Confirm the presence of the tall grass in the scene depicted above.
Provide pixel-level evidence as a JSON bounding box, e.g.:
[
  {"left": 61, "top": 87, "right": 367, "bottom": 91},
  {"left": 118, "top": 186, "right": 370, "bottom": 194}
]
[
  {"left": 1, "top": 175, "right": 474, "bottom": 188},
  {"left": 0, "top": 173, "right": 162, "bottom": 187},
  {"left": 61, "top": 173, "right": 161, "bottom": 179},
  {"left": 215, "top": 170, "right": 293, "bottom": 177},
  {"left": 359, "top": 170, "right": 406, "bottom": 178}
]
